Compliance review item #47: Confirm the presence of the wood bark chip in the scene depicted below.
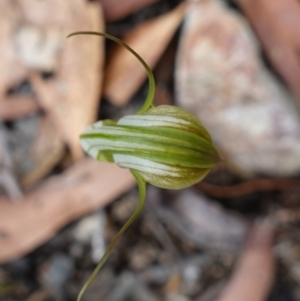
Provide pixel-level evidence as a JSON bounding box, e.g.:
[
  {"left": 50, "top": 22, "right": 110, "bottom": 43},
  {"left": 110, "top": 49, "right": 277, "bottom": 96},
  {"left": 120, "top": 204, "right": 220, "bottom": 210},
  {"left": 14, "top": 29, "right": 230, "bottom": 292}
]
[
  {"left": 98, "top": 0, "right": 161, "bottom": 22},
  {"left": 0, "top": 159, "right": 135, "bottom": 263},
  {"left": 236, "top": 0, "right": 300, "bottom": 103},
  {"left": 216, "top": 220, "right": 275, "bottom": 301},
  {"left": 103, "top": 2, "right": 187, "bottom": 106}
]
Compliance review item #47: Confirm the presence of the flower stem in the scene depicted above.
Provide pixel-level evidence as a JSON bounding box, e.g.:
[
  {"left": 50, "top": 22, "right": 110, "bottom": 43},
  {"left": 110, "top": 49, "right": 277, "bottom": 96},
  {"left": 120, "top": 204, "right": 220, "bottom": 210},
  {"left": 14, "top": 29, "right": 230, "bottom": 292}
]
[{"left": 76, "top": 170, "right": 146, "bottom": 301}]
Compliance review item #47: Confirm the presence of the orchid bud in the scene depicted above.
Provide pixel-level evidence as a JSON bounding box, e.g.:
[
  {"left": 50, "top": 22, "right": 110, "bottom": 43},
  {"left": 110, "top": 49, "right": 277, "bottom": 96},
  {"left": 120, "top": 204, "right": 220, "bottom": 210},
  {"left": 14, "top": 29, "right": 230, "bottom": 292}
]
[{"left": 80, "top": 104, "right": 219, "bottom": 189}]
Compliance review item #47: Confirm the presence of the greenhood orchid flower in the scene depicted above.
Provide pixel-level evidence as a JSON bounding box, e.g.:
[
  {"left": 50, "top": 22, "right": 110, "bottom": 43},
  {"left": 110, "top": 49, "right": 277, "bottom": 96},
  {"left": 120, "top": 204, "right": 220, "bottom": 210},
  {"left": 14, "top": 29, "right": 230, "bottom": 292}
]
[
  {"left": 67, "top": 31, "right": 220, "bottom": 301},
  {"left": 80, "top": 105, "right": 219, "bottom": 189}
]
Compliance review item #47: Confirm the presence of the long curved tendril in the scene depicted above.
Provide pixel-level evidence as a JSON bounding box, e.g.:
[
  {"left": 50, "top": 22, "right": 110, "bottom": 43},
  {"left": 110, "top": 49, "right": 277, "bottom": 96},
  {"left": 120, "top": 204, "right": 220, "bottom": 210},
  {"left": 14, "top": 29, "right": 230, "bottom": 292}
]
[
  {"left": 68, "top": 31, "right": 151, "bottom": 301},
  {"left": 76, "top": 170, "right": 146, "bottom": 301},
  {"left": 67, "top": 31, "right": 155, "bottom": 113}
]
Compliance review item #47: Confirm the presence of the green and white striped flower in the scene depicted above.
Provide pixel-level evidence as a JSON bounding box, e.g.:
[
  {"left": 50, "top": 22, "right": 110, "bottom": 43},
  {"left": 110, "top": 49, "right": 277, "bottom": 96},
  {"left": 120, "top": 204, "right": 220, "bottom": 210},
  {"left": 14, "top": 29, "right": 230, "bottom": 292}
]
[
  {"left": 68, "top": 31, "right": 220, "bottom": 301},
  {"left": 80, "top": 105, "right": 219, "bottom": 189}
]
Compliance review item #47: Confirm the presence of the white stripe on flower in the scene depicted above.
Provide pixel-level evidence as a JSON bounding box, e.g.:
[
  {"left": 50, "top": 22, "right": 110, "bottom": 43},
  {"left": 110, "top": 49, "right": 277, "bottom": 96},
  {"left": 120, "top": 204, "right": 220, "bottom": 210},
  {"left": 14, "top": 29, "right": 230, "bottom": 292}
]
[
  {"left": 84, "top": 125, "right": 172, "bottom": 141},
  {"left": 117, "top": 115, "right": 192, "bottom": 128},
  {"left": 80, "top": 138, "right": 165, "bottom": 157},
  {"left": 113, "top": 154, "right": 181, "bottom": 177}
]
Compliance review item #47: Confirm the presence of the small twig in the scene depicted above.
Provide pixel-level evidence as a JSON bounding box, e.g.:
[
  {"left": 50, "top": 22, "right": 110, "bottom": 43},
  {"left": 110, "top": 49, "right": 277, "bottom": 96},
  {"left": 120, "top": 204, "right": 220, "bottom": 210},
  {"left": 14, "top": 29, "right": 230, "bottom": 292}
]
[{"left": 196, "top": 178, "right": 300, "bottom": 198}]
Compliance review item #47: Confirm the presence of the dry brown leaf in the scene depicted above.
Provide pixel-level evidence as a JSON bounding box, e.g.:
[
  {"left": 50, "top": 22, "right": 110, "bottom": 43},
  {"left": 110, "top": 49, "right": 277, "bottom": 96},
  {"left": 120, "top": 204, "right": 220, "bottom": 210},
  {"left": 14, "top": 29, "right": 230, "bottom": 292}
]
[
  {"left": 20, "top": 0, "right": 104, "bottom": 160},
  {"left": 103, "top": 2, "right": 187, "bottom": 106},
  {"left": 21, "top": 116, "right": 65, "bottom": 189},
  {"left": 0, "top": 159, "right": 135, "bottom": 263},
  {"left": 236, "top": 0, "right": 300, "bottom": 101},
  {"left": 0, "top": 1, "right": 28, "bottom": 98},
  {"left": 0, "top": 96, "right": 40, "bottom": 120},
  {"left": 216, "top": 220, "right": 275, "bottom": 301},
  {"left": 98, "top": 0, "right": 161, "bottom": 22}
]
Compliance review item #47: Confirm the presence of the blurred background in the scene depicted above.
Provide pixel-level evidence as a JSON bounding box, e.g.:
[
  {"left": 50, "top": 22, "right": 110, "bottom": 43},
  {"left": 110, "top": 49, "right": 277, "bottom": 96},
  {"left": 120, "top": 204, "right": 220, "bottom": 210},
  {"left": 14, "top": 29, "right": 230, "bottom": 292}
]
[{"left": 1, "top": 0, "right": 300, "bottom": 300}]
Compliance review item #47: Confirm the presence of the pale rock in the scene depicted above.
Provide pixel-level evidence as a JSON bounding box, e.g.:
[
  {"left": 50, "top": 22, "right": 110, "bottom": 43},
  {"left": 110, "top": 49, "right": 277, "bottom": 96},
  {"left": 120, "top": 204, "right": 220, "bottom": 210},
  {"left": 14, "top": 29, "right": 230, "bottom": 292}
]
[
  {"left": 72, "top": 211, "right": 107, "bottom": 263},
  {"left": 176, "top": 0, "right": 300, "bottom": 176},
  {"left": 15, "top": 24, "right": 61, "bottom": 71},
  {"left": 173, "top": 189, "right": 248, "bottom": 251}
]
